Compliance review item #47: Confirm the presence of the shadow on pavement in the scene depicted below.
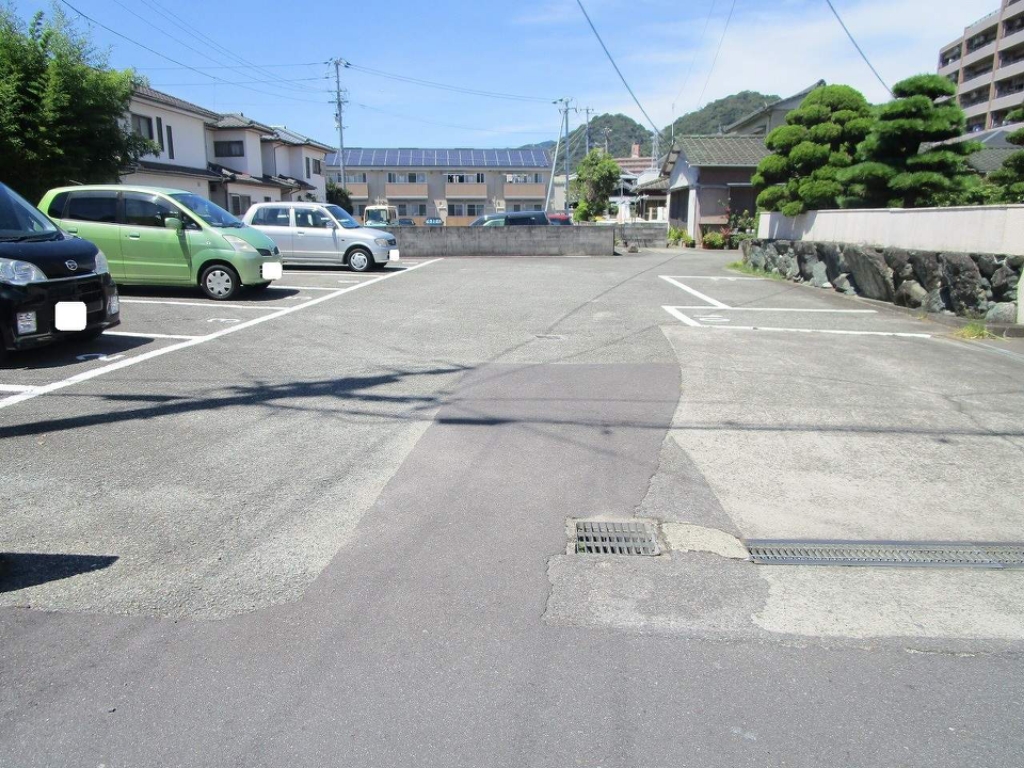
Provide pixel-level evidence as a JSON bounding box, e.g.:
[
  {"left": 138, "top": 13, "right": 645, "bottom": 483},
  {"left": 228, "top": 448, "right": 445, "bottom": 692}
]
[{"left": 0, "top": 553, "right": 119, "bottom": 593}]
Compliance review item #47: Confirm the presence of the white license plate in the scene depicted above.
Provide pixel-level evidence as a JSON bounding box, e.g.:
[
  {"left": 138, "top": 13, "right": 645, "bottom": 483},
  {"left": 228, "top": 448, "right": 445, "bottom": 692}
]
[
  {"left": 261, "top": 262, "right": 283, "bottom": 280},
  {"left": 54, "top": 301, "right": 87, "bottom": 331},
  {"left": 389, "top": 249, "right": 400, "bottom": 261}
]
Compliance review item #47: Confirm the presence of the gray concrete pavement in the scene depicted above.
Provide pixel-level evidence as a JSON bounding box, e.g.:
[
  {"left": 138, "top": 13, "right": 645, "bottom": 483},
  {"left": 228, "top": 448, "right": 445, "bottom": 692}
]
[{"left": 2, "top": 251, "right": 1023, "bottom": 766}]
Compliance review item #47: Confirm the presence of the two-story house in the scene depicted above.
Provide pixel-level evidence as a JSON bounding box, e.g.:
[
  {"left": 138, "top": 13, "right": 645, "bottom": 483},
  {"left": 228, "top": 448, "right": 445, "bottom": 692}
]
[
  {"left": 122, "top": 86, "right": 223, "bottom": 196},
  {"left": 262, "top": 127, "right": 332, "bottom": 203},
  {"left": 207, "top": 114, "right": 300, "bottom": 214}
]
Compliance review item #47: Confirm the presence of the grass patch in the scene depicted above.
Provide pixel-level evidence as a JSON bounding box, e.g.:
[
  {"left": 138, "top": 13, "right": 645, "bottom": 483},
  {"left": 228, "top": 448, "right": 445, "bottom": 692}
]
[
  {"left": 952, "top": 320, "right": 997, "bottom": 340},
  {"left": 726, "top": 261, "right": 789, "bottom": 282}
]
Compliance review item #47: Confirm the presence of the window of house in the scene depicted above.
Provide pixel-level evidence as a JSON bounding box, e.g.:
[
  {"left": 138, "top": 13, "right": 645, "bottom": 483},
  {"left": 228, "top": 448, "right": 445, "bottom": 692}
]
[
  {"left": 131, "top": 114, "right": 154, "bottom": 140},
  {"left": 387, "top": 172, "right": 426, "bottom": 183},
  {"left": 345, "top": 173, "right": 367, "bottom": 183},
  {"left": 447, "top": 172, "right": 484, "bottom": 184},
  {"left": 65, "top": 191, "right": 118, "bottom": 223},
  {"left": 512, "top": 204, "right": 522, "bottom": 212},
  {"left": 124, "top": 192, "right": 180, "bottom": 228},
  {"left": 531, "top": 204, "right": 544, "bottom": 211},
  {"left": 356, "top": 204, "right": 366, "bottom": 216},
  {"left": 397, "top": 204, "right": 408, "bottom": 216},
  {"left": 415, "top": 204, "right": 428, "bottom": 216},
  {"left": 229, "top": 194, "right": 252, "bottom": 215},
  {"left": 466, "top": 204, "right": 484, "bottom": 216},
  {"left": 166, "top": 125, "right": 175, "bottom": 160},
  {"left": 311, "top": 159, "right": 322, "bottom": 175},
  {"left": 505, "top": 173, "right": 543, "bottom": 184},
  {"left": 215, "top": 141, "right": 245, "bottom": 158},
  {"left": 449, "top": 203, "right": 464, "bottom": 216},
  {"left": 305, "top": 157, "right": 311, "bottom": 179},
  {"left": 155, "top": 117, "right": 164, "bottom": 152}
]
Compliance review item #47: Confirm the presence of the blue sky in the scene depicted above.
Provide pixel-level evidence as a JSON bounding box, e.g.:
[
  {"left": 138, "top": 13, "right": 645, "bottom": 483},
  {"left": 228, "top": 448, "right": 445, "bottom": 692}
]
[{"left": 15, "top": 0, "right": 999, "bottom": 149}]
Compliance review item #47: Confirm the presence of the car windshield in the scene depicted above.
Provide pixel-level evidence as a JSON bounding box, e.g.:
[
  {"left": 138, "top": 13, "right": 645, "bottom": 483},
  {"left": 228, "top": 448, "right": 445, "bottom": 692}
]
[
  {"left": 0, "top": 183, "right": 59, "bottom": 242},
  {"left": 365, "top": 209, "right": 388, "bottom": 224},
  {"left": 170, "top": 192, "right": 243, "bottom": 228},
  {"left": 324, "top": 204, "right": 360, "bottom": 229}
]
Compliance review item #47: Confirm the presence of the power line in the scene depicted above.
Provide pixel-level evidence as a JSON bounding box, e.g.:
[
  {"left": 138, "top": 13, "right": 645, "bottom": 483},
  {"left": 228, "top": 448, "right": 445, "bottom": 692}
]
[
  {"left": 343, "top": 62, "right": 553, "bottom": 103},
  {"left": 136, "top": 62, "right": 322, "bottom": 71},
  {"left": 694, "top": 0, "right": 738, "bottom": 111},
  {"left": 670, "top": 0, "right": 718, "bottom": 127},
  {"left": 57, "top": 0, "right": 331, "bottom": 104},
  {"left": 350, "top": 102, "right": 551, "bottom": 136},
  {"left": 824, "top": 0, "right": 893, "bottom": 97},
  {"left": 151, "top": 77, "right": 330, "bottom": 87},
  {"left": 573, "top": 0, "right": 658, "bottom": 134}
]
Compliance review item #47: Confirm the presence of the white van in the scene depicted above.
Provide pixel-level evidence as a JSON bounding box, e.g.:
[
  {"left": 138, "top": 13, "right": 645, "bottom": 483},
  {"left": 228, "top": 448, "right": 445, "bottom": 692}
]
[{"left": 243, "top": 202, "right": 398, "bottom": 272}]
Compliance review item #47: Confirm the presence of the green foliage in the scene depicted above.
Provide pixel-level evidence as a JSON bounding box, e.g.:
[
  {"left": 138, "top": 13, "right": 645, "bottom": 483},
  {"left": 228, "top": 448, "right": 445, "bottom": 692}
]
[
  {"left": 700, "top": 231, "right": 726, "bottom": 249},
  {"left": 754, "top": 84, "right": 872, "bottom": 214},
  {"left": 842, "top": 74, "right": 979, "bottom": 208},
  {"left": 991, "top": 108, "right": 1024, "bottom": 203},
  {"left": 325, "top": 181, "right": 353, "bottom": 212},
  {"left": 0, "top": 8, "right": 154, "bottom": 202},
  {"left": 571, "top": 149, "right": 620, "bottom": 217},
  {"left": 667, "top": 226, "right": 694, "bottom": 246},
  {"left": 666, "top": 90, "right": 780, "bottom": 137},
  {"left": 572, "top": 200, "right": 591, "bottom": 222}
]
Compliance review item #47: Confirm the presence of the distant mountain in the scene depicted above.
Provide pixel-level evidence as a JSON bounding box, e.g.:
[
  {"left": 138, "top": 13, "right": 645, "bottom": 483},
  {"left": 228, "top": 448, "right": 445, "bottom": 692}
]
[
  {"left": 523, "top": 92, "right": 780, "bottom": 173},
  {"left": 666, "top": 90, "right": 780, "bottom": 137}
]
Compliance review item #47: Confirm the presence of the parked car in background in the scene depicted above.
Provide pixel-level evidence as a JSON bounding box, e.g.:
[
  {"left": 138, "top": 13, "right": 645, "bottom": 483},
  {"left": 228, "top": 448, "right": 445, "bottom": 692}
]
[
  {"left": 244, "top": 202, "right": 398, "bottom": 272},
  {"left": 547, "top": 212, "right": 572, "bottom": 225},
  {"left": 1, "top": 181, "right": 119, "bottom": 361},
  {"left": 40, "top": 186, "right": 282, "bottom": 300},
  {"left": 469, "top": 211, "right": 550, "bottom": 227},
  {"left": 363, "top": 205, "right": 398, "bottom": 229},
  {"left": 397, "top": 218, "right": 416, "bottom": 226},
  {"left": 424, "top": 217, "right": 444, "bottom": 227}
]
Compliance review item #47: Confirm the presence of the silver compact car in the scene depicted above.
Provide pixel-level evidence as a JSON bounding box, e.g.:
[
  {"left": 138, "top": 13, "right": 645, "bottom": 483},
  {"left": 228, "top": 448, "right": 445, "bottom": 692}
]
[{"left": 243, "top": 202, "right": 398, "bottom": 272}]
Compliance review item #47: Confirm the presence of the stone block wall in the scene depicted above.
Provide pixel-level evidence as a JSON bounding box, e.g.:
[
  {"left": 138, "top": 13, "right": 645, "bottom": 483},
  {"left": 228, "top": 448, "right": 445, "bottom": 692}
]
[
  {"left": 740, "top": 239, "right": 1021, "bottom": 324},
  {"left": 391, "top": 225, "right": 614, "bottom": 258}
]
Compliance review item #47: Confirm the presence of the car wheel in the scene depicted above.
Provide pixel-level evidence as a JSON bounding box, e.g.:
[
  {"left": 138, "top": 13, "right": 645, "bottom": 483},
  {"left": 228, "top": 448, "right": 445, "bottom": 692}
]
[
  {"left": 347, "top": 247, "right": 373, "bottom": 273},
  {"left": 201, "top": 264, "right": 240, "bottom": 300}
]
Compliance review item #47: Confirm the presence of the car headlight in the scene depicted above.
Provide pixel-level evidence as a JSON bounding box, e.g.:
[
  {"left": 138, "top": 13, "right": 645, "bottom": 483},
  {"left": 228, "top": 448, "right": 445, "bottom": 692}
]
[
  {"left": 93, "top": 250, "right": 110, "bottom": 275},
  {"left": 0, "top": 257, "right": 48, "bottom": 285},
  {"left": 223, "top": 235, "right": 258, "bottom": 253},
  {"left": 374, "top": 238, "right": 390, "bottom": 247}
]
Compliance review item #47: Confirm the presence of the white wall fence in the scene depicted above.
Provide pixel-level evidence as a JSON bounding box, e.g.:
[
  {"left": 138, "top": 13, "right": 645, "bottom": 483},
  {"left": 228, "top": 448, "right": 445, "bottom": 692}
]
[{"left": 758, "top": 205, "right": 1024, "bottom": 257}]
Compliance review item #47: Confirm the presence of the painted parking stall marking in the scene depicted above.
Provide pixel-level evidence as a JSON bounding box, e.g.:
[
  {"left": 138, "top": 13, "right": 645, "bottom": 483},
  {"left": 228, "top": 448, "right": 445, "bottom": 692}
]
[{"left": 0, "top": 260, "right": 441, "bottom": 409}]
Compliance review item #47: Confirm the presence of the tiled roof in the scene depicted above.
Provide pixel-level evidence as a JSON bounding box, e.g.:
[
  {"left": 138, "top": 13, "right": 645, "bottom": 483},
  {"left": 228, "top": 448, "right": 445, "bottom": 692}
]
[
  {"left": 675, "top": 136, "right": 771, "bottom": 167},
  {"left": 723, "top": 80, "right": 826, "bottom": 134},
  {"left": 968, "top": 147, "right": 1017, "bottom": 175},
  {"left": 325, "top": 148, "right": 551, "bottom": 168},
  {"left": 267, "top": 126, "right": 334, "bottom": 152},
  {"left": 614, "top": 156, "right": 655, "bottom": 174},
  {"left": 133, "top": 160, "right": 221, "bottom": 179},
  {"left": 208, "top": 163, "right": 301, "bottom": 189},
  {"left": 132, "top": 86, "right": 220, "bottom": 120},
  {"left": 634, "top": 176, "right": 669, "bottom": 192},
  {"left": 214, "top": 113, "right": 276, "bottom": 133}
]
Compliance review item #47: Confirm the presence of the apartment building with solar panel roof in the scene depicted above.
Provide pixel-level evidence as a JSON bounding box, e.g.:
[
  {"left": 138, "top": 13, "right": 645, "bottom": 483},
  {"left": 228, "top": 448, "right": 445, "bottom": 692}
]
[{"left": 325, "top": 148, "right": 552, "bottom": 226}]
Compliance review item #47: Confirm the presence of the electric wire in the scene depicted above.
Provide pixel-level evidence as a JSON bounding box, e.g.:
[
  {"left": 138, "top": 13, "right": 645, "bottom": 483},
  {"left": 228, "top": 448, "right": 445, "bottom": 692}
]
[
  {"left": 342, "top": 62, "right": 553, "bottom": 103},
  {"left": 350, "top": 102, "right": 551, "bottom": 136},
  {"left": 57, "top": 0, "right": 331, "bottom": 104},
  {"left": 824, "top": 0, "right": 893, "bottom": 97},
  {"left": 573, "top": 0, "right": 659, "bottom": 133},
  {"left": 670, "top": 0, "right": 718, "bottom": 122},
  {"left": 694, "top": 0, "right": 738, "bottom": 110},
  {"left": 151, "top": 77, "right": 330, "bottom": 87}
]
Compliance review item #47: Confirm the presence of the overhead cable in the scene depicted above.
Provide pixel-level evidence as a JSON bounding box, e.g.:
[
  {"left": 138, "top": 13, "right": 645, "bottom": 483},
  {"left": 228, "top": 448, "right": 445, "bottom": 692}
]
[
  {"left": 694, "top": 0, "right": 738, "bottom": 109},
  {"left": 824, "top": 0, "right": 893, "bottom": 97}
]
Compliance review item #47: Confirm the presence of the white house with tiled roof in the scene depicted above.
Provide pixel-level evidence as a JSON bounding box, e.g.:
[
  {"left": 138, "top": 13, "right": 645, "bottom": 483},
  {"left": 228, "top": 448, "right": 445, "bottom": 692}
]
[{"left": 262, "top": 126, "right": 333, "bottom": 204}]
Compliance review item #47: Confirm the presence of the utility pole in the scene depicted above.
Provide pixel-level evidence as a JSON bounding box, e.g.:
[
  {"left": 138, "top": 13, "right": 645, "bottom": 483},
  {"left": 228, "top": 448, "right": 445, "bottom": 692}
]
[
  {"left": 331, "top": 58, "right": 348, "bottom": 189},
  {"left": 581, "top": 107, "right": 594, "bottom": 155},
  {"left": 651, "top": 130, "right": 660, "bottom": 171},
  {"left": 544, "top": 108, "right": 564, "bottom": 211},
  {"left": 554, "top": 98, "right": 573, "bottom": 213},
  {"left": 603, "top": 127, "right": 612, "bottom": 155}
]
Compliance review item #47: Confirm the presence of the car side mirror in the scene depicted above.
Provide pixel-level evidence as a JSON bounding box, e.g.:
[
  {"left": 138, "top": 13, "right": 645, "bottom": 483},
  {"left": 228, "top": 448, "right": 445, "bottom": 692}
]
[
  {"left": 164, "top": 217, "right": 183, "bottom": 232},
  {"left": 327, "top": 220, "right": 337, "bottom": 229}
]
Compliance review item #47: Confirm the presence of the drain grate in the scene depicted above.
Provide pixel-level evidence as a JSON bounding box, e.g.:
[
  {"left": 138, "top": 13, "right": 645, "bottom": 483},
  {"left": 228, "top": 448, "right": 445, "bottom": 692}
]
[
  {"left": 745, "top": 540, "right": 1024, "bottom": 569},
  {"left": 575, "top": 521, "right": 659, "bottom": 556}
]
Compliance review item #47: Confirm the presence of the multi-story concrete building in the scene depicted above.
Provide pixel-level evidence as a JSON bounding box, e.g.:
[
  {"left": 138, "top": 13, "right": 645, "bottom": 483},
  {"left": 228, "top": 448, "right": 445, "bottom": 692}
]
[
  {"left": 325, "top": 148, "right": 551, "bottom": 226},
  {"left": 938, "top": 0, "right": 1024, "bottom": 132}
]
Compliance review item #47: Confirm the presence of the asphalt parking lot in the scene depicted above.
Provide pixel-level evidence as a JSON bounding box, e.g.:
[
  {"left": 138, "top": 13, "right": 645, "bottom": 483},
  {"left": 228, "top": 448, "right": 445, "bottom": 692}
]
[{"left": 2, "top": 250, "right": 1023, "bottom": 768}]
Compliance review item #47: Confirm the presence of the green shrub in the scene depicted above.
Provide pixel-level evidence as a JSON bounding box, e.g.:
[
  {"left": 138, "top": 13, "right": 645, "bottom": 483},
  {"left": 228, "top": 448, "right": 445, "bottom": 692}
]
[
  {"left": 701, "top": 232, "right": 726, "bottom": 250},
  {"left": 668, "top": 226, "right": 694, "bottom": 246}
]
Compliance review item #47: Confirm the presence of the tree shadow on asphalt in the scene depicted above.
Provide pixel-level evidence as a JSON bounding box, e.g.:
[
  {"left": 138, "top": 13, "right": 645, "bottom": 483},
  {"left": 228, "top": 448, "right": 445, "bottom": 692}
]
[{"left": 0, "top": 553, "right": 118, "bottom": 592}]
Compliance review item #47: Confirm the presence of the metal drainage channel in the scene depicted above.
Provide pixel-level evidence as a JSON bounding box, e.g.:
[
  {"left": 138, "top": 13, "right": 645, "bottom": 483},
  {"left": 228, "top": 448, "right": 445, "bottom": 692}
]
[
  {"left": 745, "top": 540, "right": 1024, "bottom": 569},
  {"left": 576, "top": 521, "right": 659, "bottom": 556}
]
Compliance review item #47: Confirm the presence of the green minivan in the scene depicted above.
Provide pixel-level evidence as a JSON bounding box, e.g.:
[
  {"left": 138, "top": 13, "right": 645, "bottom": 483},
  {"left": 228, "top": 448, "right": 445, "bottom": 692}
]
[{"left": 39, "top": 185, "right": 283, "bottom": 300}]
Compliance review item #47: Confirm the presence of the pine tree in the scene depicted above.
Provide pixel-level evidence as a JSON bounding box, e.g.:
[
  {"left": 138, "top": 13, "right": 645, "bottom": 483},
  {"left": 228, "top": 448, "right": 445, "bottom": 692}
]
[{"left": 989, "top": 108, "right": 1024, "bottom": 203}]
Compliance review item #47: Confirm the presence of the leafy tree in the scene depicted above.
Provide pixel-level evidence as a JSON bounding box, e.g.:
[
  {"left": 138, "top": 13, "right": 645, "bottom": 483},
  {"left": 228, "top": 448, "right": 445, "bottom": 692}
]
[
  {"left": 753, "top": 85, "right": 874, "bottom": 216},
  {"left": 571, "top": 149, "right": 620, "bottom": 219},
  {"left": 666, "top": 90, "right": 780, "bottom": 137},
  {"left": 0, "top": 8, "right": 154, "bottom": 202},
  {"left": 990, "top": 108, "right": 1024, "bottom": 203},
  {"left": 840, "top": 74, "right": 980, "bottom": 208},
  {"left": 326, "top": 180, "right": 353, "bottom": 212}
]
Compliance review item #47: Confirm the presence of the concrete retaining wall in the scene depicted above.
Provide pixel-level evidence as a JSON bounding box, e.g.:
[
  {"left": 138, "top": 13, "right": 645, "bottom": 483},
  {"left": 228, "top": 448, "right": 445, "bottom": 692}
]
[
  {"left": 759, "top": 205, "right": 1024, "bottom": 256},
  {"left": 391, "top": 225, "right": 614, "bottom": 257}
]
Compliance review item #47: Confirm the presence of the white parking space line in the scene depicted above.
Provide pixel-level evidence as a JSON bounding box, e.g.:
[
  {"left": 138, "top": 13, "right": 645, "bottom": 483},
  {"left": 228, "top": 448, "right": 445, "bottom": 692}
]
[
  {"left": 105, "top": 331, "right": 205, "bottom": 340},
  {"left": 0, "top": 384, "right": 38, "bottom": 393},
  {"left": 672, "top": 306, "right": 876, "bottom": 314},
  {"left": 662, "top": 306, "right": 704, "bottom": 327},
  {"left": 119, "top": 299, "right": 279, "bottom": 311},
  {"left": 0, "top": 258, "right": 442, "bottom": 411},
  {"left": 713, "top": 325, "right": 932, "bottom": 339},
  {"left": 659, "top": 276, "right": 730, "bottom": 308},
  {"left": 269, "top": 285, "right": 343, "bottom": 291}
]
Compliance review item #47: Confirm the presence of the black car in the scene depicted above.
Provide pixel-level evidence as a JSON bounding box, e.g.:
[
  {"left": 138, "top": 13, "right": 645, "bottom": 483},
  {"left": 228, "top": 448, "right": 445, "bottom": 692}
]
[
  {"left": 469, "top": 211, "right": 550, "bottom": 226},
  {"left": 0, "top": 181, "right": 120, "bottom": 361}
]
